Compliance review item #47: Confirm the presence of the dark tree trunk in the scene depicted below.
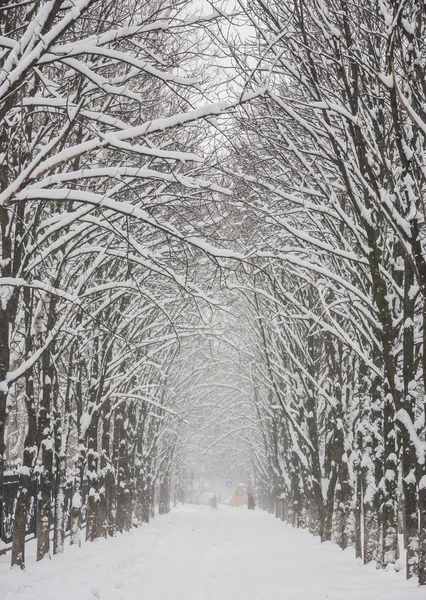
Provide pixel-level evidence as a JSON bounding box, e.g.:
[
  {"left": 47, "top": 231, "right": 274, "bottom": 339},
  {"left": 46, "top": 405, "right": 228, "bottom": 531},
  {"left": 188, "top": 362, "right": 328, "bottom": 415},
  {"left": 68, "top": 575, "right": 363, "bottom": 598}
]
[
  {"left": 418, "top": 300, "right": 426, "bottom": 584},
  {"left": 86, "top": 412, "right": 100, "bottom": 542},
  {"left": 306, "top": 331, "right": 325, "bottom": 539},
  {"left": 113, "top": 405, "right": 125, "bottom": 532},
  {"left": 141, "top": 471, "right": 151, "bottom": 524},
  {"left": 99, "top": 398, "right": 111, "bottom": 537},
  {"left": 11, "top": 287, "right": 37, "bottom": 568},
  {"left": 53, "top": 369, "right": 68, "bottom": 556},
  {"left": 323, "top": 464, "right": 338, "bottom": 542},
  {"left": 354, "top": 469, "right": 362, "bottom": 560},
  {"left": 36, "top": 343, "right": 55, "bottom": 562},
  {"left": 36, "top": 439, "right": 54, "bottom": 561},
  {"left": 401, "top": 258, "right": 418, "bottom": 577},
  {"left": 418, "top": 483, "right": 426, "bottom": 585},
  {"left": 159, "top": 476, "right": 171, "bottom": 515},
  {"left": 11, "top": 407, "right": 37, "bottom": 567},
  {"left": 70, "top": 432, "right": 85, "bottom": 546},
  {"left": 0, "top": 203, "right": 11, "bottom": 557}
]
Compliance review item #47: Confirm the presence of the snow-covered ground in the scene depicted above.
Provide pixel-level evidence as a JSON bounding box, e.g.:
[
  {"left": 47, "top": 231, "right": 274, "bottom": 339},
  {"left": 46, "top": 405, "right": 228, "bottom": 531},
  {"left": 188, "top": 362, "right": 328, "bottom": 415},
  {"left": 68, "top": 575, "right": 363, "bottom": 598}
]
[{"left": 1, "top": 505, "right": 422, "bottom": 600}]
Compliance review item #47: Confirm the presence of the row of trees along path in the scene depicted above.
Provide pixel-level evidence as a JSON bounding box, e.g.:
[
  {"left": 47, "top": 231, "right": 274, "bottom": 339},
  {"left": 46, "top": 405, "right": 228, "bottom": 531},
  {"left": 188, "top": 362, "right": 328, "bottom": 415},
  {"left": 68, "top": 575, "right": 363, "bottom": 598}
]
[{"left": 2, "top": 0, "right": 426, "bottom": 587}]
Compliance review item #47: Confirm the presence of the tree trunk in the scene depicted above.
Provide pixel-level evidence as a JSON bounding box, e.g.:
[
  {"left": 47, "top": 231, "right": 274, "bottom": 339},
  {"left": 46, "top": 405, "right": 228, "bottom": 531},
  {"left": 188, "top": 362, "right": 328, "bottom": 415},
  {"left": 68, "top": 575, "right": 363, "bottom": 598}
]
[
  {"left": 11, "top": 288, "right": 37, "bottom": 568},
  {"left": 86, "top": 412, "right": 100, "bottom": 542},
  {"left": 36, "top": 439, "right": 53, "bottom": 561},
  {"left": 36, "top": 357, "right": 54, "bottom": 562},
  {"left": 354, "top": 469, "right": 362, "bottom": 559},
  {"left": 418, "top": 299, "right": 426, "bottom": 584},
  {"left": 418, "top": 483, "right": 426, "bottom": 585},
  {"left": 70, "top": 432, "right": 85, "bottom": 547},
  {"left": 323, "top": 464, "right": 338, "bottom": 542},
  {"left": 99, "top": 398, "right": 111, "bottom": 538},
  {"left": 401, "top": 258, "right": 418, "bottom": 577},
  {"left": 159, "top": 476, "right": 171, "bottom": 515},
  {"left": 0, "top": 205, "right": 11, "bottom": 558},
  {"left": 11, "top": 422, "right": 36, "bottom": 568}
]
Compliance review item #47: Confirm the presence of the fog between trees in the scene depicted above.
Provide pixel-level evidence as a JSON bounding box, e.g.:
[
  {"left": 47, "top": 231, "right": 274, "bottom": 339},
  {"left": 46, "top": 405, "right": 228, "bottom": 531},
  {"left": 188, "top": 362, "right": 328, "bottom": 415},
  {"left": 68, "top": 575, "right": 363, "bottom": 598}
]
[{"left": 1, "top": 0, "right": 426, "bottom": 584}]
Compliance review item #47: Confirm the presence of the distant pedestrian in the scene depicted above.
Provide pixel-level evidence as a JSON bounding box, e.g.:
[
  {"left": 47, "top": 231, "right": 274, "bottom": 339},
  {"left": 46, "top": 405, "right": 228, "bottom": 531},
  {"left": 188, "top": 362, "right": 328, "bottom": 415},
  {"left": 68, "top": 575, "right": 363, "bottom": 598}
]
[
  {"left": 211, "top": 494, "right": 217, "bottom": 509},
  {"left": 247, "top": 493, "right": 255, "bottom": 510}
]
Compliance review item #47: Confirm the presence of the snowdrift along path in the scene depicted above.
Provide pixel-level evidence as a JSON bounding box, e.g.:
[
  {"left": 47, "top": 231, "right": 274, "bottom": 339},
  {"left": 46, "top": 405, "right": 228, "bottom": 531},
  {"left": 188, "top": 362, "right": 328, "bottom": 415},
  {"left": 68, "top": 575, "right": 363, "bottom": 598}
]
[{"left": 1, "top": 505, "right": 423, "bottom": 600}]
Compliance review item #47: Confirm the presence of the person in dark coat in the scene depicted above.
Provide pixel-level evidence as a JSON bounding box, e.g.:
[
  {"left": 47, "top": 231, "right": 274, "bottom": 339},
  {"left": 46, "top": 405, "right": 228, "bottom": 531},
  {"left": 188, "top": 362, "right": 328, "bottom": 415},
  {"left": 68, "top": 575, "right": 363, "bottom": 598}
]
[
  {"left": 247, "top": 493, "right": 255, "bottom": 510},
  {"left": 210, "top": 494, "right": 217, "bottom": 509}
]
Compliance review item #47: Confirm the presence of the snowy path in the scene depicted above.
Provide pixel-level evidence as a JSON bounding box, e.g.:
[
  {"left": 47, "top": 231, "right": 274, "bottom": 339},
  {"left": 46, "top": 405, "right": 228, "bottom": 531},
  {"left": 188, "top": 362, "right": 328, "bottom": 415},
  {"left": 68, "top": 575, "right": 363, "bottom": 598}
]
[{"left": 1, "top": 505, "right": 422, "bottom": 600}]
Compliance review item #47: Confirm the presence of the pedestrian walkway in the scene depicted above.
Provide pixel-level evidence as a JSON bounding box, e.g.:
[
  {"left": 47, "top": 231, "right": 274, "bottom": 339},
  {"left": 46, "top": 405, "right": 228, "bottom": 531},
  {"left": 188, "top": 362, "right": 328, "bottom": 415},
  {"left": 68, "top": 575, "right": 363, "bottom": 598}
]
[{"left": 1, "top": 505, "right": 422, "bottom": 600}]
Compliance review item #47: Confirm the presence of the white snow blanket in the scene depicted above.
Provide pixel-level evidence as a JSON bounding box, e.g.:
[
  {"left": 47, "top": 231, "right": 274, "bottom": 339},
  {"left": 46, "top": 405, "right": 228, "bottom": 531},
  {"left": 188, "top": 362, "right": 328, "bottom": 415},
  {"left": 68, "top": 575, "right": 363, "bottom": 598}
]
[{"left": 1, "top": 505, "right": 422, "bottom": 599}]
